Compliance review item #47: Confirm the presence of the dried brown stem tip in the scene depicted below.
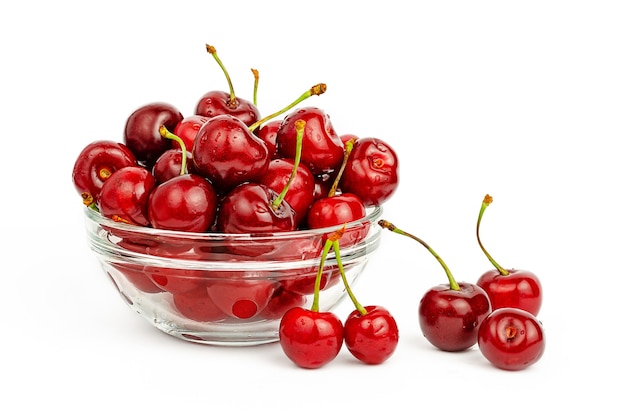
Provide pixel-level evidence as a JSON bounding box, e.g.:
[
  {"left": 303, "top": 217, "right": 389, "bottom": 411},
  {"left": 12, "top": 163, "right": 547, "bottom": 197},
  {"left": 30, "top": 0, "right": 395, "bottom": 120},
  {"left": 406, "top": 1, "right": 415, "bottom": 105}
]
[
  {"left": 205, "top": 44, "right": 217, "bottom": 54},
  {"left": 483, "top": 194, "right": 493, "bottom": 205},
  {"left": 311, "top": 83, "right": 327, "bottom": 96}
]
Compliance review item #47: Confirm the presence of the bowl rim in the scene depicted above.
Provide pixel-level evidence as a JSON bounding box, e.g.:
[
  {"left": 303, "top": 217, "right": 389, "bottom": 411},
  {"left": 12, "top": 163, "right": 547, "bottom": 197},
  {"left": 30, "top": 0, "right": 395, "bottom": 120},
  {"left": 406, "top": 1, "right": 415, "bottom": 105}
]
[{"left": 84, "top": 204, "right": 383, "bottom": 241}]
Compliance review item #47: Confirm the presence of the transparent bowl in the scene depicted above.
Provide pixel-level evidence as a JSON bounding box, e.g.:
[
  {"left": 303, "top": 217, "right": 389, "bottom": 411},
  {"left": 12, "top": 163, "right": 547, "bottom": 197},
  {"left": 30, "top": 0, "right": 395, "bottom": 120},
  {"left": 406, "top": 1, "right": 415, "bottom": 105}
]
[{"left": 84, "top": 205, "right": 383, "bottom": 346}]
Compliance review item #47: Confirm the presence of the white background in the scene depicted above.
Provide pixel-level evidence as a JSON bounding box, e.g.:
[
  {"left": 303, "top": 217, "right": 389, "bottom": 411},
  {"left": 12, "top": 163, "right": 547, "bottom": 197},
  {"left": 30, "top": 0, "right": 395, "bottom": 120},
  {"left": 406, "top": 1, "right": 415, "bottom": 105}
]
[{"left": 2, "top": 1, "right": 624, "bottom": 412}]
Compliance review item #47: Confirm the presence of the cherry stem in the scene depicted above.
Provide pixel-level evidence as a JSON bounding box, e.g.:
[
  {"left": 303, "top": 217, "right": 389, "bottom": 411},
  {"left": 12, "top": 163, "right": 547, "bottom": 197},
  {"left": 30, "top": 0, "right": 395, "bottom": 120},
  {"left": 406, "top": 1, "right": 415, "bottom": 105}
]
[
  {"left": 333, "top": 236, "right": 367, "bottom": 315},
  {"left": 378, "top": 219, "right": 460, "bottom": 291},
  {"left": 272, "top": 119, "right": 305, "bottom": 210},
  {"left": 248, "top": 83, "right": 326, "bottom": 131},
  {"left": 251, "top": 68, "right": 259, "bottom": 107},
  {"left": 159, "top": 125, "right": 187, "bottom": 175},
  {"left": 311, "top": 226, "right": 344, "bottom": 312},
  {"left": 206, "top": 44, "right": 238, "bottom": 108},
  {"left": 328, "top": 138, "right": 355, "bottom": 197},
  {"left": 477, "top": 194, "right": 509, "bottom": 276}
]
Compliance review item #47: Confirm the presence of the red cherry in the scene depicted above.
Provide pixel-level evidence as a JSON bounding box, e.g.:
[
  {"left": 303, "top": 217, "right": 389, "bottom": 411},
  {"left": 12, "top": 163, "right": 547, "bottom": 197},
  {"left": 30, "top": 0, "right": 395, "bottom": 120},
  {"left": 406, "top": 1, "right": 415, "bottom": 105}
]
[
  {"left": 151, "top": 149, "right": 193, "bottom": 184},
  {"left": 477, "top": 308, "right": 546, "bottom": 370},
  {"left": 278, "top": 307, "right": 344, "bottom": 369},
  {"left": 260, "top": 287, "right": 306, "bottom": 319},
  {"left": 255, "top": 119, "right": 282, "bottom": 159},
  {"left": 72, "top": 140, "right": 137, "bottom": 206},
  {"left": 340, "top": 137, "right": 399, "bottom": 207},
  {"left": 418, "top": 282, "right": 491, "bottom": 352},
  {"left": 276, "top": 107, "right": 344, "bottom": 175},
  {"left": 259, "top": 158, "right": 315, "bottom": 226},
  {"left": 307, "top": 193, "right": 366, "bottom": 229},
  {"left": 215, "top": 182, "right": 297, "bottom": 235},
  {"left": 111, "top": 262, "right": 162, "bottom": 294},
  {"left": 148, "top": 174, "right": 218, "bottom": 233},
  {"left": 172, "top": 115, "right": 208, "bottom": 152},
  {"left": 98, "top": 165, "right": 156, "bottom": 227},
  {"left": 379, "top": 220, "right": 492, "bottom": 352},
  {"left": 340, "top": 133, "right": 359, "bottom": 145},
  {"left": 206, "top": 278, "right": 278, "bottom": 319},
  {"left": 192, "top": 114, "right": 269, "bottom": 193},
  {"left": 344, "top": 305, "right": 399, "bottom": 365},
  {"left": 146, "top": 267, "right": 206, "bottom": 294},
  {"left": 123, "top": 102, "right": 184, "bottom": 167},
  {"left": 172, "top": 286, "right": 226, "bottom": 322},
  {"left": 476, "top": 194, "right": 543, "bottom": 315},
  {"left": 307, "top": 193, "right": 368, "bottom": 248},
  {"left": 477, "top": 269, "right": 542, "bottom": 316},
  {"left": 195, "top": 45, "right": 261, "bottom": 127}
]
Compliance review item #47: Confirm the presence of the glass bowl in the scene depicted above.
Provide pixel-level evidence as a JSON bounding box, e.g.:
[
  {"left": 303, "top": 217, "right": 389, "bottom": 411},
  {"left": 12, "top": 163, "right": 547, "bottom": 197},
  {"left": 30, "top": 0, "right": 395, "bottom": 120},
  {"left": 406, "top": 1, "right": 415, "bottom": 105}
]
[{"left": 83, "top": 205, "right": 383, "bottom": 346}]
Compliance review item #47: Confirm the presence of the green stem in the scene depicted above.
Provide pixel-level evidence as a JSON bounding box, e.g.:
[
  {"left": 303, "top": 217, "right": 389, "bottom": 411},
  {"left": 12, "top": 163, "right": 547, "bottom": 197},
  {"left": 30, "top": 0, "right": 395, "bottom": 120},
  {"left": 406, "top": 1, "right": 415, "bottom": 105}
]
[
  {"left": 206, "top": 44, "right": 237, "bottom": 107},
  {"left": 311, "top": 238, "right": 334, "bottom": 312},
  {"left": 272, "top": 119, "right": 304, "bottom": 210},
  {"left": 248, "top": 83, "right": 326, "bottom": 132},
  {"left": 477, "top": 194, "right": 509, "bottom": 276},
  {"left": 378, "top": 219, "right": 460, "bottom": 291},
  {"left": 159, "top": 125, "right": 187, "bottom": 175},
  {"left": 251, "top": 68, "right": 259, "bottom": 107},
  {"left": 333, "top": 239, "right": 367, "bottom": 315},
  {"left": 328, "top": 138, "right": 355, "bottom": 197}
]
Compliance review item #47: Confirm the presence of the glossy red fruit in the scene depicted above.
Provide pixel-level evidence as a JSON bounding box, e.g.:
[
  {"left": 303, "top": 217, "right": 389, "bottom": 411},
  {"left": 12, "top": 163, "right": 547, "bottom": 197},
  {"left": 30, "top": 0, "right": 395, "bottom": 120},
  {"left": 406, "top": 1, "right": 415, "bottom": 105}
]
[
  {"left": 276, "top": 107, "right": 344, "bottom": 175},
  {"left": 307, "top": 193, "right": 368, "bottom": 247},
  {"left": 477, "top": 269, "right": 542, "bottom": 316},
  {"left": 340, "top": 137, "right": 399, "bottom": 207},
  {"left": 215, "top": 182, "right": 297, "bottom": 234},
  {"left": 378, "top": 220, "right": 492, "bottom": 352},
  {"left": 172, "top": 114, "right": 208, "bottom": 152},
  {"left": 151, "top": 149, "right": 192, "bottom": 184},
  {"left": 172, "top": 286, "right": 226, "bottom": 322},
  {"left": 192, "top": 114, "right": 269, "bottom": 193},
  {"left": 259, "top": 158, "right": 315, "bottom": 226},
  {"left": 195, "top": 45, "right": 261, "bottom": 127},
  {"left": 259, "top": 287, "right": 306, "bottom": 319},
  {"left": 419, "top": 282, "right": 492, "bottom": 352},
  {"left": 123, "top": 102, "right": 184, "bottom": 167},
  {"left": 98, "top": 165, "right": 156, "bottom": 227},
  {"left": 279, "top": 307, "right": 344, "bottom": 369},
  {"left": 72, "top": 140, "right": 137, "bottom": 205},
  {"left": 255, "top": 119, "right": 282, "bottom": 159},
  {"left": 148, "top": 174, "right": 218, "bottom": 232},
  {"left": 475, "top": 194, "right": 543, "bottom": 315},
  {"left": 146, "top": 267, "right": 206, "bottom": 294},
  {"left": 307, "top": 193, "right": 366, "bottom": 229},
  {"left": 344, "top": 305, "right": 399, "bottom": 365},
  {"left": 196, "top": 90, "right": 260, "bottom": 126},
  {"left": 206, "top": 279, "right": 278, "bottom": 319},
  {"left": 477, "top": 307, "right": 545, "bottom": 370}
]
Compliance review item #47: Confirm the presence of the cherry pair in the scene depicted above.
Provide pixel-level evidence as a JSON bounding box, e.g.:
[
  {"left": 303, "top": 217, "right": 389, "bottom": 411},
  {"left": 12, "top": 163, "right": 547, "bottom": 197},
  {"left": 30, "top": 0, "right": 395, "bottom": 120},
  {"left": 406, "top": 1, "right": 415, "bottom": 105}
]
[{"left": 279, "top": 227, "right": 399, "bottom": 368}]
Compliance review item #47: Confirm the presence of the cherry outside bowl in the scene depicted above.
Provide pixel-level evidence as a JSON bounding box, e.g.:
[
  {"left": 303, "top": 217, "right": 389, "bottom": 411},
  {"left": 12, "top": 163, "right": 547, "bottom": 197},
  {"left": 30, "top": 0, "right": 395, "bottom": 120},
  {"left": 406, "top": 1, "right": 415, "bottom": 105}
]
[{"left": 83, "top": 205, "right": 383, "bottom": 346}]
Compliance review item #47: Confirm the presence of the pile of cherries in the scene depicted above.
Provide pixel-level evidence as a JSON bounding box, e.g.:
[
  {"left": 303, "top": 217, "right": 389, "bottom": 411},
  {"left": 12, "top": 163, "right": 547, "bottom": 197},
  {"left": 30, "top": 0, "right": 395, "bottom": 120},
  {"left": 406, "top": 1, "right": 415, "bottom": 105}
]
[
  {"left": 71, "top": 44, "right": 400, "bottom": 350},
  {"left": 72, "top": 44, "right": 545, "bottom": 371},
  {"left": 72, "top": 44, "right": 399, "bottom": 235}
]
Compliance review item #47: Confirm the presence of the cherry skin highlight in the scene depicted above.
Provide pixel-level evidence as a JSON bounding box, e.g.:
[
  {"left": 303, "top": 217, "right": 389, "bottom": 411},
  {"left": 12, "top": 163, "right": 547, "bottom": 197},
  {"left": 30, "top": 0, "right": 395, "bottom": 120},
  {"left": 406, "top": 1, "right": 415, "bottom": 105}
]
[
  {"left": 344, "top": 305, "right": 399, "bottom": 365},
  {"left": 278, "top": 307, "right": 344, "bottom": 369},
  {"left": 72, "top": 140, "right": 137, "bottom": 205},
  {"left": 98, "top": 165, "right": 156, "bottom": 227},
  {"left": 123, "top": 101, "right": 184, "bottom": 167},
  {"left": 418, "top": 283, "right": 491, "bottom": 352},
  {"left": 477, "top": 307, "right": 545, "bottom": 370}
]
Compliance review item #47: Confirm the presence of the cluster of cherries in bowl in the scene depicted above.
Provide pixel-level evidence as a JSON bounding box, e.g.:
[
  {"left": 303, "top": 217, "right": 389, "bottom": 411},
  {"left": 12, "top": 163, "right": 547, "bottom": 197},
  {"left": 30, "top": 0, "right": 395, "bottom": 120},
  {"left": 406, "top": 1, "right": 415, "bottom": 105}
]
[{"left": 72, "top": 45, "right": 400, "bottom": 349}]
